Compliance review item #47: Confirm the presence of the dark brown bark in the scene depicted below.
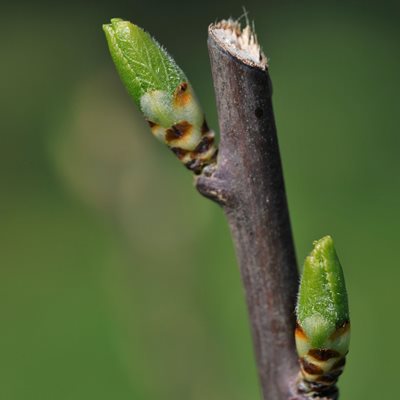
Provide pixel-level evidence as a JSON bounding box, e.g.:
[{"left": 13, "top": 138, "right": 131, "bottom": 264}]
[{"left": 196, "top": 24, "right": 303, "bottom": 400}]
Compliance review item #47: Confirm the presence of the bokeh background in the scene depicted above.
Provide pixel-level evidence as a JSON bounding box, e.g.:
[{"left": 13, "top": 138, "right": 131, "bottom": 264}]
[{"left": 1, "top": 0, "right": 399, "bottom": 398}]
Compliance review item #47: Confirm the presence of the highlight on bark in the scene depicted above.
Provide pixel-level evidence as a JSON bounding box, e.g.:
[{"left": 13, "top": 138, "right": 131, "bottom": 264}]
[
  {"left": 295, "top": 236, "right": 350, "bottom": 398},
  {"left": 103, "top": 18, "right": 217, "bottom": 174}
]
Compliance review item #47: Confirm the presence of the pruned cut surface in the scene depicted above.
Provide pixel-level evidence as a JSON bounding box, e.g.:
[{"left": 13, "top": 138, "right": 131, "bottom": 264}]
[{"left": 209, "top": 19, "right": 268, "bottom": 69}]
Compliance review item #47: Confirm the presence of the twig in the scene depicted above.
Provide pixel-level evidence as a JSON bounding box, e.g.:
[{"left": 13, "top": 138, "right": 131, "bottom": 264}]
[{"left": 196, "top": 20, "right": 304, "bottom": 400}]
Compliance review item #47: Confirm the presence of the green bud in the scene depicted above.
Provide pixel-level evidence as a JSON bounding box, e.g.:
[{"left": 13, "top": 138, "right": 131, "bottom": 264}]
[
  {"left": 103, "top": 18, "right": 217, "bottom": 174},
  {"left": 295, "top": 236, "right": 350, "bottom": 397},
  {"left": 296, "top": 235, "right": 349, "bottom": 348}
]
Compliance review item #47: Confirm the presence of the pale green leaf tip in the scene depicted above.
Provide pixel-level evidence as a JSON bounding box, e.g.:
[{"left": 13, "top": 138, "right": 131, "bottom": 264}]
[
  {"left": 296, "top": 235, "right": 349, "bottom": 347},
  {"left": 102, "top": 18, "right": 186, "bottom": 106}
]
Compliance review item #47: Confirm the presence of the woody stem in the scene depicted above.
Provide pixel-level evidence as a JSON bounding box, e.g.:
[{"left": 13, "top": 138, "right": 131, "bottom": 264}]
[{"left": 196, "top": 23, "right": 304, "bottom": 400}]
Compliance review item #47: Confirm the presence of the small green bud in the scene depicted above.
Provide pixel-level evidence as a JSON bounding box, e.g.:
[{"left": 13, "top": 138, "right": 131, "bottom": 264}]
[
  {"left": 103, "top": 18, "right": 217, "bottom": 174},
  {"left": 295, "top": 236, "right": 350, "bottom": 397},
  {"left": 297, "top": 235, "right": 349, "bottom": 348}
]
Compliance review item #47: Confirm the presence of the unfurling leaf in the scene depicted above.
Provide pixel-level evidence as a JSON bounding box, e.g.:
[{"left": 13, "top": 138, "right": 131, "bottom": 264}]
[{"left": 103, "top": 18, "right": 217, "bottom": 174}]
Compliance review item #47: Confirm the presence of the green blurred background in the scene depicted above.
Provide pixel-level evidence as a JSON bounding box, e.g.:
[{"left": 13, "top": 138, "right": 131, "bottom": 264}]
[{"left": 1, "top": 0, "right": 399, "bottom": 398}]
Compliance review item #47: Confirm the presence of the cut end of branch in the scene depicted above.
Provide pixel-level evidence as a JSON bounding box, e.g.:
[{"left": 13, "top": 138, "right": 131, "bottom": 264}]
[{"left": 209, "top": 19, "right": 268, "bottom": 69}]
